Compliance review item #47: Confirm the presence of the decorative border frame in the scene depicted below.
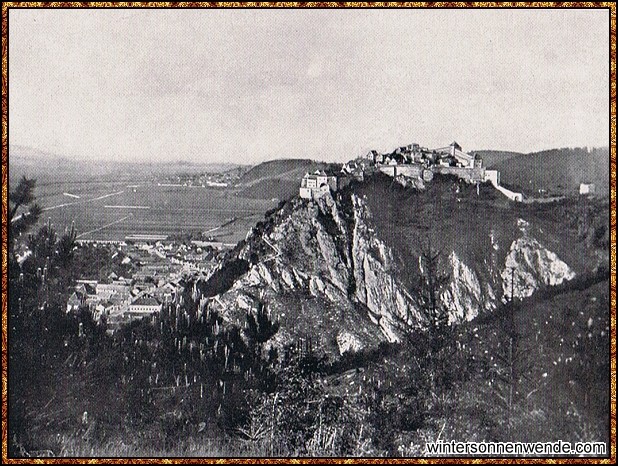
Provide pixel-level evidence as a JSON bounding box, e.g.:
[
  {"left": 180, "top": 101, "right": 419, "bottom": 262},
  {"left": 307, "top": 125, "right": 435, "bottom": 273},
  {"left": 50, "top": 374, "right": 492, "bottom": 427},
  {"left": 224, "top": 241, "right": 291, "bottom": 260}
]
[{"left": 1, "top": 2, "right": 615, "bottom": 464}]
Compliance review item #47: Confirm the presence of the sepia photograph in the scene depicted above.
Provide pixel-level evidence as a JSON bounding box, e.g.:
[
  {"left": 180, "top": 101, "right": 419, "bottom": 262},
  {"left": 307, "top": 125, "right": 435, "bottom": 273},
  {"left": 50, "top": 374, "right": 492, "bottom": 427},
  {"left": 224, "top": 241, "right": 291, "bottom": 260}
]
[{"left": 3, "top": 3, "right": 614, "bottom": 461}]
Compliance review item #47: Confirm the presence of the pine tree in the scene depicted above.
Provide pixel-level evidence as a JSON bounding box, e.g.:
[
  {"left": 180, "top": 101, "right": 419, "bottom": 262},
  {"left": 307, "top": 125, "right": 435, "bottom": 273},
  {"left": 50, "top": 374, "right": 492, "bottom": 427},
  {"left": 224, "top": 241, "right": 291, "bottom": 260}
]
[
  {"left": 9, "top": 176, "right": 42, "bottom": 250},
  {"left": 414, "top": 237, "right": 455, "bottom": 399},
  {"left": 486, "top": 292, "right": 535, "bottom": 437},
  {"left": 57, "top": 221, "right": 77, "bottom": 268},
  {"left": 417, "top": 237, "right": 451, "bottom": 343},
  {"left": 245, "top": 300, "right": 280, "bottom": 356}
]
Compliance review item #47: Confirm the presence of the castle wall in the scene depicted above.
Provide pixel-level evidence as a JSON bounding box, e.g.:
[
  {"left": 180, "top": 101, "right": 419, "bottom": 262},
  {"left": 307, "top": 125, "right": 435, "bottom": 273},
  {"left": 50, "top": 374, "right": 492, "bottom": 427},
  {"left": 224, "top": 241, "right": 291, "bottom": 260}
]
[
  {"left": 433, "top": 166, "right": 485, "bottom": 182},
  {"left": 299, "top": 187, "right": 313, "bottom": 199},
  {"left": 494, "top": 184, "right": 524, "bottom": 202},
  {"left": 378, "top": 164, "right": 423, "bottom": 178},
  {"left": 300, "top": 183, "right": 337, "bottom": 200},
  {"left": 484, "top": 170, "right": 500, "bottom": 186},
  {"left": 327, "top": 176, "right": 338, "bottom": 191}
]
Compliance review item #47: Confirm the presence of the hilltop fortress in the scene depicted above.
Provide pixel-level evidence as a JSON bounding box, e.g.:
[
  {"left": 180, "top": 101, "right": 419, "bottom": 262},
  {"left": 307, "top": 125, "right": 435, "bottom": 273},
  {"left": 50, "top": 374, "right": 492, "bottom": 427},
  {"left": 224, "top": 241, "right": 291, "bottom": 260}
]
[{"left": 299, "top": 141, "right": 523, "bottom": 202}]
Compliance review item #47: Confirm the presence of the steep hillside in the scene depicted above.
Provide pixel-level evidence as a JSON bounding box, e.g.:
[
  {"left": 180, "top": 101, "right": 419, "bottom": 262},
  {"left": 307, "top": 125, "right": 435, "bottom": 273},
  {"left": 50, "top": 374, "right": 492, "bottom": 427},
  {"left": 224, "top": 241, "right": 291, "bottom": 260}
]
[
  {"left": 10, "top": 166, "right": 609, "bottom": 457},
  {"left": 238, "top": 159, "right": 317, "bottom": 184},
  {"left": 235, "top": 159, "right": 337, "bottom": 200},
  {"left": 236, "top": 179, "right": 302, "bottom": 201},
  {"left": 473, "top": 150, "right": 525, "bottom": 168},
  {"left": 490, "top": 147, "right": 609, "bottom": 196},
  {"left": 196, "top": 173, "right": 608, "bottom": 356}
]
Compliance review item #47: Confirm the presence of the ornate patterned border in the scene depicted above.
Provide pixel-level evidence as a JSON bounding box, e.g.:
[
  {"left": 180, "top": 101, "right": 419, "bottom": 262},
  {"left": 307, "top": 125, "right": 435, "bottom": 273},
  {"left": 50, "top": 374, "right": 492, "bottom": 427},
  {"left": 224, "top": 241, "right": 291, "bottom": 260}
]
[{"left": 1, "top": 2, "right": 615, "bottom": 464}]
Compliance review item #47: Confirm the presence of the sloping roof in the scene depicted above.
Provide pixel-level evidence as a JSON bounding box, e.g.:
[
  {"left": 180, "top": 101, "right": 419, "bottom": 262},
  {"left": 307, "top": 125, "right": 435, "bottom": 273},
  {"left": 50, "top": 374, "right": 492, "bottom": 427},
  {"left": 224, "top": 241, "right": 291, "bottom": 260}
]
[
  {"left": 68, "top": 292, "right": 82, "bottom": 305},
  {"left": 131, "top": 296, "right": 160, "bottom": 306},
  {"left": 109, "top": 294, "right": 128, "bottom": 305}
]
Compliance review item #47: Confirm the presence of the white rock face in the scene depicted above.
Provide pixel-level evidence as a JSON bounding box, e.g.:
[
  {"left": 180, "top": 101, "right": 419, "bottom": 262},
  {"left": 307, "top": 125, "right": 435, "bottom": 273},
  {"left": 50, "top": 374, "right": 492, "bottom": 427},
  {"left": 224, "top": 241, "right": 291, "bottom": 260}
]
[
  {"left": 350, "top": 195, "right": 421, "bottom": 341},
  {"left": 502, "top": 234, "right": 575, "bottom": 299},
  {"left": 442, "top": 252, "right": 485, "bottom": 322},
  {"left": 207, "top": 192, "right": 578, "bottom": 354},
  {"left": 236, "top": 294, "right": 254, "bottom": 310},
  {"left": 309, "top": 275, "right": 326, "bottom": 296},
  {"left": 336, "top": 331, "right": 363, "bottom": 354},
  {"left": 280, "top": 267, "right": 296, "bottom": 289},
  {"left": 247, "top": 265, "right": 263, "bottom": 286},
  {"left": 313, "top": 222, "right": 349, "bottom": 293}
]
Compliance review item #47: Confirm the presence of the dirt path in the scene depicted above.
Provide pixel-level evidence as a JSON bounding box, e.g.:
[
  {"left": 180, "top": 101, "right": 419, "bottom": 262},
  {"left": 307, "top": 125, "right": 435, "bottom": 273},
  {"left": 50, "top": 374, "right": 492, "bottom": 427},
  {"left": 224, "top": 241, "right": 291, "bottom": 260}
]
[
  {"left": 42, "top": 190, "right": 125, "bottom": 212},
  {"left": 76, "top": 214, "right": 133, "bottom": 239}
]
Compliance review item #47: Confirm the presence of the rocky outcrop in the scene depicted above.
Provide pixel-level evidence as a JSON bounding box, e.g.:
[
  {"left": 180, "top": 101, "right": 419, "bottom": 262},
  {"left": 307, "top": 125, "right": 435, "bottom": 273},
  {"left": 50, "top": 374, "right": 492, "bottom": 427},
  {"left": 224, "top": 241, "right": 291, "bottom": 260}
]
[
  {"left": 442, "top": 251, "right": 495, "bottom": 323},
  {"left": 202, "top": 180, "right": 579, "bottom": 355},
  {"left": 350, "top": 194, "right": 421, "bottom": 341},
  {"left": 501, "top": 219, "right": 575, "bottom": 299}
]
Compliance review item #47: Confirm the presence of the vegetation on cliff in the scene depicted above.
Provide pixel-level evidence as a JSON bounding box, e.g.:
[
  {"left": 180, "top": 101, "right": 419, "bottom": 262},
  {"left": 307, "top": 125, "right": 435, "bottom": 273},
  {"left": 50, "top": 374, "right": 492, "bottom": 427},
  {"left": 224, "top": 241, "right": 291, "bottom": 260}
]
[{"left": 7, "top": 174, "right": 610, "bottom": 457}]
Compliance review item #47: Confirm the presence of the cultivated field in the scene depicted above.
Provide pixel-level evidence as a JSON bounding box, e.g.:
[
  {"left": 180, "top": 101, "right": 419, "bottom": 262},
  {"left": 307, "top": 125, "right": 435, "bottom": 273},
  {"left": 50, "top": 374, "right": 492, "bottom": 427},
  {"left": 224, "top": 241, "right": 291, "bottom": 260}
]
[{"left": 28, "top": 181, "right": 278, "bottom": 243}]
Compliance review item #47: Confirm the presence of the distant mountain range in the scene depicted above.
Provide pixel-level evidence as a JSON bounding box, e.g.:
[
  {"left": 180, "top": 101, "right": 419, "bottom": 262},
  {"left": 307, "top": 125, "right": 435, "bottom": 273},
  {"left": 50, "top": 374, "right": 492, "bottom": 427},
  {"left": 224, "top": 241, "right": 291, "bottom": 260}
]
[{"left": 8, "top": 145, "right": 242, "bottom": 185}]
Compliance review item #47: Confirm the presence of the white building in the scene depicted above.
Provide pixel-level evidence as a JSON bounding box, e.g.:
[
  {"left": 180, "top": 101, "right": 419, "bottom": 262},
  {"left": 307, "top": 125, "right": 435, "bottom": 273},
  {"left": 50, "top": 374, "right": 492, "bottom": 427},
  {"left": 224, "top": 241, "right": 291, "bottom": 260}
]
[
  {"left": 433, "top": 141, "right": 482, "bottom": 168},
  {"left": 299, "top": 170, "right": 341, "bottom": 200},
  {"left": 127, "top": 296, "right": 162, "bottom": 315},
  {"left": 579, "top": 183, "right": 595, "bottom": 195}
]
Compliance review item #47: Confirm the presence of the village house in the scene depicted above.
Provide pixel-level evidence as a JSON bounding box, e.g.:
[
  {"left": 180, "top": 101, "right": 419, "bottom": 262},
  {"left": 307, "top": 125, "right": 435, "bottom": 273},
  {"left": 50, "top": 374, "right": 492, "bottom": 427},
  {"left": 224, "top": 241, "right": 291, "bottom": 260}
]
[
  {"left": 66, "top": 291, "right": 85, "bottom": 313},
  {"left": 155, "top": 282, "right": 182, "bottom": 304},
  {"left": 127, "top": 295, "right": 162, "bottom": 317},
  {"left": 75, "top": 281, "right": 100, "bottom": 307},
  {"left": 69, "top": 277, "right": 136, "bottom": 314},
  {"left": 94, "top": 300, "right": 116, "bottom": 323},
  {"left": 365, "top": 150, "right": 384, "bottom": 164},
  {"left": 95, "top": 282, "right": 131, "bottom": 301},
  {"left": 341, "top": 161, "right": 365, "bottom": 181}
]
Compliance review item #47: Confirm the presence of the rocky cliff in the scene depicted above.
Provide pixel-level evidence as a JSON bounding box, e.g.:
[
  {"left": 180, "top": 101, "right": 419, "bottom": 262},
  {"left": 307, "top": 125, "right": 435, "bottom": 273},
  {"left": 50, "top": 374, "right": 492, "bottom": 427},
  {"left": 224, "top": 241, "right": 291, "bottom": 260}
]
[{"left": 196, "top": 174, "right": 602, "bottom": 356}]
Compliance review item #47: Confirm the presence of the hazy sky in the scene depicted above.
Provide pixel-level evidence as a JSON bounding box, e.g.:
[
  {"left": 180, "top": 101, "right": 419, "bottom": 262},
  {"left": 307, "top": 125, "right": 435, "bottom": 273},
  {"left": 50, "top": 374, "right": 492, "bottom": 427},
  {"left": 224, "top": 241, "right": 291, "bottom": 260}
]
[{"left": 9, "top": 8, "right": 610, "bottom": 164}]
